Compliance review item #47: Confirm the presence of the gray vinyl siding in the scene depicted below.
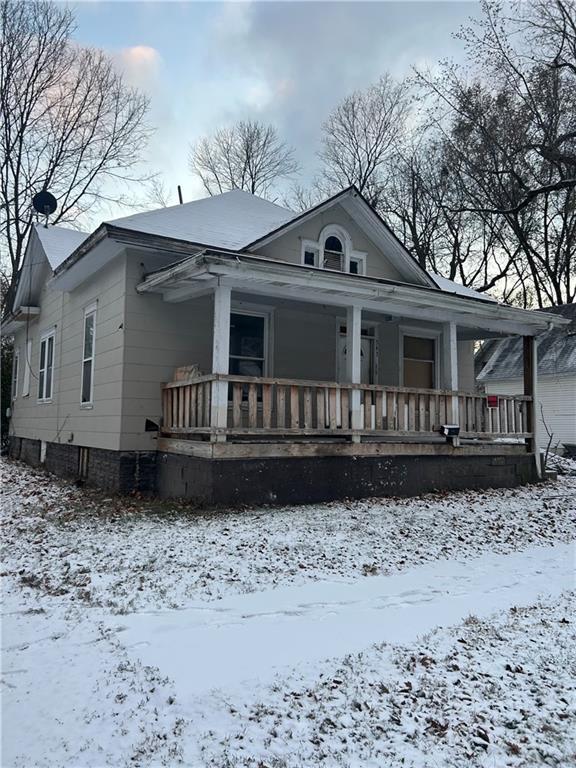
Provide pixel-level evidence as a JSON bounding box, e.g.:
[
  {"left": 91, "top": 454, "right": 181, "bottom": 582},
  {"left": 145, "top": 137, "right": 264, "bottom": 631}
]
[
  {"left": 258, "top": 203, "right": 406, "bottom": 282},
  {"left": 9, "top": 255, "right": 127, "bottom": 451},
  {"left": 10, "top": 238, "right": 478, "bottom": 455},
  {"left": 485, "top": 374, "right": 576, "bottom": 452},
  {"left": 119, "top": 251, "right": 213, "bottom": 451}
]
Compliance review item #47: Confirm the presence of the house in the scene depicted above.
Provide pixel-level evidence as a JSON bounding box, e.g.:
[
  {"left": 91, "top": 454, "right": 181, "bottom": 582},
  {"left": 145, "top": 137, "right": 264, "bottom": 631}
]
[
  {"left": 4, "top": 186, "right": 568, "bottom": 505},
  {"left": 476, "top": 303, "right": 576, "bottom": 456}
]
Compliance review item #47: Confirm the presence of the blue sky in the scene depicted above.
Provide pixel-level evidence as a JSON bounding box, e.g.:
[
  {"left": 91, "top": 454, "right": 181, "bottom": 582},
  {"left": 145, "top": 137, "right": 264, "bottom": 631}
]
[{"left": 69, "top": 1, "right": 480, "bottom": 210}]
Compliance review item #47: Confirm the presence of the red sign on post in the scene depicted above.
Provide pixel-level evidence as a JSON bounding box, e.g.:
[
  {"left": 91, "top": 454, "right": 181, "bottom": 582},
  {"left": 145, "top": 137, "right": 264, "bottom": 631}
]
[{"left": 487, "top": 395, "right": 499, "bottom": 409}]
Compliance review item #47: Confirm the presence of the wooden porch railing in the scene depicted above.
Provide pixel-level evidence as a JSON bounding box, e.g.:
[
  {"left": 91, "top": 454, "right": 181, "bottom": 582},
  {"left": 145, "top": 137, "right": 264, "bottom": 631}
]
[{"left": 161, "top": 375, "right": 532, "bottom": 440}]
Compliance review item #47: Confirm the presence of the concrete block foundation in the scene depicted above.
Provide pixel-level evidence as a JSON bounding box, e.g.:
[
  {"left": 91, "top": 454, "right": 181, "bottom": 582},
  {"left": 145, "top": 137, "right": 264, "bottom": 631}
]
[{"left": 8, "top": 437, "right": 538, "bottom": 506}]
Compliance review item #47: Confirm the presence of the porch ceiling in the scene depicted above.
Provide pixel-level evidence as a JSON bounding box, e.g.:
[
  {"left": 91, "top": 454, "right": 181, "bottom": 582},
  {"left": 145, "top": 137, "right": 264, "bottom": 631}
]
[{"left": 137, "top": 252, "right": 567, "bottom": 338}]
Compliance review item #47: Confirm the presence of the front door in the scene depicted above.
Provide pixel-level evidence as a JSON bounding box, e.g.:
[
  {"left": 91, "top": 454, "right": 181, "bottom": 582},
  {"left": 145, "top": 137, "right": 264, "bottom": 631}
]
[{"left": 337, "top": 325, "right": 375, "bottom": 384}]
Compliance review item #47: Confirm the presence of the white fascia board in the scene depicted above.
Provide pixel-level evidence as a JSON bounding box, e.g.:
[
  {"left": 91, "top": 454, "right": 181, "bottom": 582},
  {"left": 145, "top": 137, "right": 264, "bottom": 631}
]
[
  {"left": 204, "top": 259, "right": 558, "bottom": 333},
  {"left": 50, "top": 237, "right": 122, "bottom": 291},
  {"left": 136, "top": 251, "right": 208, "bottom": 292},
  {"left": 212, "top": 276, "right": 535, "bottom": 337},
  {"left": 138, "top": 255, "right": 558, "bottom": 336}
]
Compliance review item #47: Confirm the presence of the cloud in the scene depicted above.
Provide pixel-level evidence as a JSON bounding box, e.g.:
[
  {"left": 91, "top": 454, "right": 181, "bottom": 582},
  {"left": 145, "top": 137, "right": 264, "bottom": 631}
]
[{"left": 119, "top": 45, "right": 162, "bottom": 89}]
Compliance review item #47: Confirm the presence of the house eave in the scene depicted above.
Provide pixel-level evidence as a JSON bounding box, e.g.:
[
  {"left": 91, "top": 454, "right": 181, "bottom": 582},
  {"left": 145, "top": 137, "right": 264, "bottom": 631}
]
[
  {"left": 2, "top": 305, "right": 40, "bottom": 335},
  {"left": 137, "top": 252, "right": 564, "bottom": 336}
]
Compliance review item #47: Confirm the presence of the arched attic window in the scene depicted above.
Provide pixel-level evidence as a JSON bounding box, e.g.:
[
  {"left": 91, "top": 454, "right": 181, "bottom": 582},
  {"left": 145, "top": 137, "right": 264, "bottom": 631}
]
[
  {"left": 302, "top": 225, "right": 366, "bottom": 274},
  {"left": 323, "top": 234, "right": 345, "bottom": 271}
]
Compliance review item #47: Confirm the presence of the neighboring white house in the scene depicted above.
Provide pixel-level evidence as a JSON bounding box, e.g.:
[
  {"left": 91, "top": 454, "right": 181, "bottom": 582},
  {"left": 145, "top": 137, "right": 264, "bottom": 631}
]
[
  {"left": 3, "top": 186, "right": 567, "bottom": 504},
  {"left": 476, "top": 303, "right": 576, "bottom": 455}
]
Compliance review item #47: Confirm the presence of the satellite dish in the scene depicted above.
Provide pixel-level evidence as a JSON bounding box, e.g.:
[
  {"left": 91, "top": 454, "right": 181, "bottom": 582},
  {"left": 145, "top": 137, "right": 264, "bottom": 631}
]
[{"left": 32, "top": 190, "right": 58, "bottom": 217}]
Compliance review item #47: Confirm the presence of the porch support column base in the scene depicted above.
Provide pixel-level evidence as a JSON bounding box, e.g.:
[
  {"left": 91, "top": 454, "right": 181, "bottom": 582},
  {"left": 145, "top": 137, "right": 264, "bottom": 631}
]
[
  {"left": 210, "top": 285, "right": 232, "bottom": 431},
  {"left": 442, "top": 321, "right": 459, "bottom": 425},
  {"left": 346, "top": 305, "right": 362, "bottom": 431},
  {"left": 523, "top": 335, "right": 540, "bottom": 477}
]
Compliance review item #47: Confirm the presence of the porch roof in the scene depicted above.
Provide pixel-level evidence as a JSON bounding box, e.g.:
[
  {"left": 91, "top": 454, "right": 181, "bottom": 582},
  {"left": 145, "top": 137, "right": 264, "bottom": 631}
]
[{"left": 137, "top": 251, "right": 567, "bottom": 338}]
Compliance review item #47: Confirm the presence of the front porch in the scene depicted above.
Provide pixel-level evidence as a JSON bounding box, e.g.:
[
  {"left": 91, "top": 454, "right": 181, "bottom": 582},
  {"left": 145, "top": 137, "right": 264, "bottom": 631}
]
[
  {"left": 136, "top": 252, "right": 543, "bottom": 467},
  {"left": 160, "top": 373, "right": 533, "bottom": 459}
]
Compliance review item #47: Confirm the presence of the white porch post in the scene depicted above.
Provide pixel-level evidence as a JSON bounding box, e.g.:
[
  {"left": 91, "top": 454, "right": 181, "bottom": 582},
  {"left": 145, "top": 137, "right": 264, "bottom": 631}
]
[
  {"left": 210, "top": 284, "right": 231, "bottom": 440},
  {"left": 442, "top": 321, "right": 459, "bottom": 425},
  {"left": 346, "top": 305, "right": 362, "bottom": 435},
  {"left": 523, "top": 335, "right": 541, "bottom": 477}
]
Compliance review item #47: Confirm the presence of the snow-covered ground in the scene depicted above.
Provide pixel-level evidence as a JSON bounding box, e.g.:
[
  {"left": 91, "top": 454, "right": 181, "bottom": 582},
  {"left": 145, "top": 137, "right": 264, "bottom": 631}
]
[{"left": 1, "top": 457, "right": 575, "bottom": 766}]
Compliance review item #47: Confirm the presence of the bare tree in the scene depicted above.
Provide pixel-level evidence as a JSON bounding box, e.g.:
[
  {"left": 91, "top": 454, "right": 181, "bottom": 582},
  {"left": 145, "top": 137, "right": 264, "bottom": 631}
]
[
  {"left": 379, "top": 133, "right": 525, "bottom": 301},
  {"left": 146, "top": 177, "right": 172, "bottom": 209},
  {"left": 190, "top": 120, "right": 298, "bottom": 197},
  {"left": 0, "top": 0, "right": 151, "bottom": 315},
  {"left": 319, "top": 74, "right": 411, "bottom": 206},
  {"left": 429, "top": 75, "right": 576, "bottom": 306},
  {"left": 418, "top": 0, "right": 576, "bottom": 214},
  {"left": 281, "top": 181, "right": 324, "bottom": 212}
]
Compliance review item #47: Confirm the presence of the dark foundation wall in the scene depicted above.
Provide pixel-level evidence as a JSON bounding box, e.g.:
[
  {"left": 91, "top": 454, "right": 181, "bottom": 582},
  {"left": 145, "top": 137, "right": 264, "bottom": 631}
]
[
  {"left": 156, "top": 452, "right": 538, "bottom": 506},
  {"left": 9, "top": 436, "right": 537, "bottom": 505},
  {"left": 8, "top": 437, "right": 156, "bottom": 494}
]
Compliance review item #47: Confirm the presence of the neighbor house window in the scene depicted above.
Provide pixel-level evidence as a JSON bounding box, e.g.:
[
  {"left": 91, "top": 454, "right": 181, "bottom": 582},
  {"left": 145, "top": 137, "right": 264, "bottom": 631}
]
[
  {"left": 81, "top": 305, "right": 96, "bottom": 405},
  {"left": 11, "top": 349, "right": 19, "bottom": 400},
  {"left": 403, "top": 335, "right": 436, "bottom": 389},
  {"left": 229, "top": 312, "right": 266, "bottom": 377},
  {"left": 38, "top": 331, "right": 55, "bottom": 401}
]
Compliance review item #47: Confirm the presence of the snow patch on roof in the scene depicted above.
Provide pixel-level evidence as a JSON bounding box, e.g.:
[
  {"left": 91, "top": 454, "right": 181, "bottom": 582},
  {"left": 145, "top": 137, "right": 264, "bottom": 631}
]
[
  {"left": 477, "top": 303, "right": 576, "bottom": 380},
  {"left": 431, "top": 273, "right": 497, "bottom": 302},
  {"left": 107, "top": 189, "right": 296, "bottom": 251},
  {"left": 35, "top": 224, "right": 88, "bottom": 270}
]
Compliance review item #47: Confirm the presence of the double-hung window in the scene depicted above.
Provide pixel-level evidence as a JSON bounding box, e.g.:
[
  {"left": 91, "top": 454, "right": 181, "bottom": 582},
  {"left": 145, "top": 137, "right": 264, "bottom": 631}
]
[
  {"left": 229, "top": 312, "right": 266, "bottom": 377},
  {"left": 38, "top": 331, "right": 55, "bottom": 402},
  {"left": 11, "top": 349, "right": 19, "bottom": 400},
  {"left": 403, "top": 335, "right": 436, "bottom": 389},
  {"left": 81, "top": 305, "right": 96, "bottom": 405}
]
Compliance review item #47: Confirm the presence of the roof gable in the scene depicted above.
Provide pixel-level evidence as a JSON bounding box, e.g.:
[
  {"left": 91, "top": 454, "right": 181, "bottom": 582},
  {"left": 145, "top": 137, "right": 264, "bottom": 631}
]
[
  {"left": 246, "top": 186, "right": 437, "bottom": 288},
  {"left": 35, "top": 224, "right": 88, "bottom": 270},
  {"left": 106, "top": 189, "right": 296, "bottom": 251},
  {"left": 12, "top": 224, "right": 88, "bottom": 311}
]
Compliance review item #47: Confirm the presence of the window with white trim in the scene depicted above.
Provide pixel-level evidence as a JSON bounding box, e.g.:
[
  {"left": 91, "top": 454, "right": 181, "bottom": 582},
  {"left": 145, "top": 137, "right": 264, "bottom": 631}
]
[
  {"left": 403, "top": 335, "right": 436, "bottom": 389},
  {"left": 301, "top": 226, "right": 367, "bottom": 275},
  {"left": 323, "top": 235, "right": 344, "bottom": 271},
  {"left": 303, "top": 248, "right": 318, "bottom": 267},
  {"left": 81, "top": 306, "right": 96, "bottom": 405},
  {"left": 229, "top": 312, "right": 267, "bottom": 377},
  {"left": 11, "top": 349, "right": 19, "bottom": 400},
  {"left": 38, "top": 331, "right": 55, "bottom": 401},
  {"left": 349, "top": 254, "right": 366, "bottom": 275}
]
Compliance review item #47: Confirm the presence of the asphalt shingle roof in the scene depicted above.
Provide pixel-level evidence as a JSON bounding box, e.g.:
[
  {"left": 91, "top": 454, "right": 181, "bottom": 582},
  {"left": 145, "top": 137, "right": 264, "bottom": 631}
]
[
  {"left": 106, "top": 189, "right": 296, "bottom": 252},
  {"left": 476, "top": 304, "right": 576, "bottom": 380}
]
